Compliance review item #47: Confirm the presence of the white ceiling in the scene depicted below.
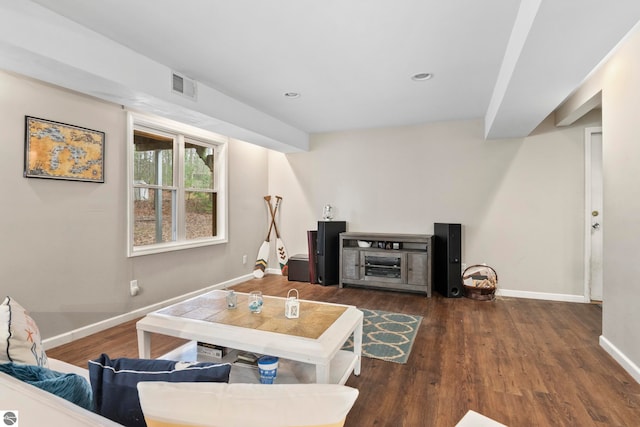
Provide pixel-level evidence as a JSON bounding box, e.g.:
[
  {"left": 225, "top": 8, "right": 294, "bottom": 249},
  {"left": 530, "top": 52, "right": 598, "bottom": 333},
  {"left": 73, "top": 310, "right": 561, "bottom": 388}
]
[{"left": 4, "top": 1, "right": 640, "bottom": 150}]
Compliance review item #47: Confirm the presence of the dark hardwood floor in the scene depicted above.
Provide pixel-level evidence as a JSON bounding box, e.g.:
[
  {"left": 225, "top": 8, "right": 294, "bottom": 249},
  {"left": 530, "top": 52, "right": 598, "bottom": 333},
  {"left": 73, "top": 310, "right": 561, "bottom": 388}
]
[{"left": 47, "top": 276, "right": 640, "bottom": 426}]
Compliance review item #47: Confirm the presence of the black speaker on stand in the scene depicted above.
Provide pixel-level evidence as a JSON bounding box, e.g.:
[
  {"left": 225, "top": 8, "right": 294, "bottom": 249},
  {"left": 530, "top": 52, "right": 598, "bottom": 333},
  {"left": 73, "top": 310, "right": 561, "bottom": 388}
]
[
  {"left": 316, "top": 221, "right": 346, "bottom": 286},
  {"left": 434, "top": 223, "right": 463, "bottom": 298}
]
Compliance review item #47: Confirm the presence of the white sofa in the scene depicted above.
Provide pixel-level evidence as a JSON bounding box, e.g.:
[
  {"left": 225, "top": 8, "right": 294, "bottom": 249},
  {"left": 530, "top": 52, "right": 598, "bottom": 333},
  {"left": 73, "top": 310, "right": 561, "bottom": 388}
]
[
  {"left": 0, "top": 359, "right": 122, "bottom": 426},
  {"left": 2, "top": 359, "right": 360, "bottom": 427},
  {"left": 3, "top": 358, "right": 505, "bottom": 427}
]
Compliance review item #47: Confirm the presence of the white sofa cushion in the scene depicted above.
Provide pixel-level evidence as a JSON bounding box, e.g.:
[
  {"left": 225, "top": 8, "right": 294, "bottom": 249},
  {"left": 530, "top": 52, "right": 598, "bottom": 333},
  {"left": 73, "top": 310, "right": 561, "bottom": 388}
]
[
  {"left": 137, "top": 382, "right": 359, "bottom": 427},
  {"left": 0, "top": 296, "right": 48, "bottom": 367}
]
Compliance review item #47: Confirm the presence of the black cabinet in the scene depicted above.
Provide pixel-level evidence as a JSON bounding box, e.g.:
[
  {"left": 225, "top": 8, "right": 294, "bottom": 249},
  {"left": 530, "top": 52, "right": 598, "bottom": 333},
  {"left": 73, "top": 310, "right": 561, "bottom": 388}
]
[{"left": 316, "top": 221, "right": 346, "bottom": 285}]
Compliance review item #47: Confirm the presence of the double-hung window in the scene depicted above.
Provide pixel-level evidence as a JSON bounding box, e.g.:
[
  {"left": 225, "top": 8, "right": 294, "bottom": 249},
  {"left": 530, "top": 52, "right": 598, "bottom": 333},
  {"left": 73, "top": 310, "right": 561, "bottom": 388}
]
[{"left": 127, "top": 112, "right": 227, "bottom": 256}]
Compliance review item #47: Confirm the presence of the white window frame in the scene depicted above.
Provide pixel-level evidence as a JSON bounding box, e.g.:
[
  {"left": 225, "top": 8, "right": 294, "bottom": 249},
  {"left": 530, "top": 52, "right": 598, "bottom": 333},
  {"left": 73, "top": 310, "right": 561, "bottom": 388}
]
[{"left": 127, "top": 112, "right": 228, "bottom": 257}]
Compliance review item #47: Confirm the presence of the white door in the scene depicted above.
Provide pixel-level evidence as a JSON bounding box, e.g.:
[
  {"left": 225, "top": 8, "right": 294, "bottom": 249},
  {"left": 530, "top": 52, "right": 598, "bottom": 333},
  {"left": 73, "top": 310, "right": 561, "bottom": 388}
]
[{"left": 585, "top": 128, "right": 603, "bottom": 301}]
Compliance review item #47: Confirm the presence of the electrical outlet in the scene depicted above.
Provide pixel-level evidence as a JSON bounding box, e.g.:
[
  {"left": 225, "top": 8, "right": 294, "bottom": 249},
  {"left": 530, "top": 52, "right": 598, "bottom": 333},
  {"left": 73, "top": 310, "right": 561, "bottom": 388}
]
[
  {"left": 242, "top": 254, "right": 248, "bottom": 265},
  {"left": 130, "top": 279, "right": 140, "bottom": 296}
]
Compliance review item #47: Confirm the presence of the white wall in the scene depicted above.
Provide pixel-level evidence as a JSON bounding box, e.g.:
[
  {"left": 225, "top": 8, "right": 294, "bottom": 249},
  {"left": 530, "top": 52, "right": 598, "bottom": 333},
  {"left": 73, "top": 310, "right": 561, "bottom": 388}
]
[
  {"left": 0, "top": 71, "right": 268, "bottom": 338},
  {"left": 269, "top": 113, "right": 601, "bottom": 298},
  {"left": 557, "top": 25, "right": 640, "bottom": 383},
  {"left": 599, "top": 28, "right": 640, "bottom": 380}
]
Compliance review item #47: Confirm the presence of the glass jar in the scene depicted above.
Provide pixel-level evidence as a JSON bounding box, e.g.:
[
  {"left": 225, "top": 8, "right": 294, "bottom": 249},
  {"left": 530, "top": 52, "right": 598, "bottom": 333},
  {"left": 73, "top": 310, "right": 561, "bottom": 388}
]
[
  {"left": 248, "top": 291, "right": 263, "bottom": 313},
  {"left": 226, "top": 290, "right": 237, "bottom": 309}
]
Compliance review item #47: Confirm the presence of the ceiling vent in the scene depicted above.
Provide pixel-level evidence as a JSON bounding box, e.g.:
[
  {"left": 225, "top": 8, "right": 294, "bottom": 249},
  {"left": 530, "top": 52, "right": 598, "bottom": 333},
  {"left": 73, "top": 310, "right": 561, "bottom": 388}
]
[{"left": 171, "top": 71, "right": 197, "bottom": 100}]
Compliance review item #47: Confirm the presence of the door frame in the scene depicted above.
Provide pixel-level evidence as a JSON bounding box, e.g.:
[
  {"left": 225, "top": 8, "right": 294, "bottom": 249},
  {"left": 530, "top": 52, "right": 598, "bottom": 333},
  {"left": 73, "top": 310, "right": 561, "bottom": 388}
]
[{"left": 583, "top": 126, "right": 603, "bottom": 302}]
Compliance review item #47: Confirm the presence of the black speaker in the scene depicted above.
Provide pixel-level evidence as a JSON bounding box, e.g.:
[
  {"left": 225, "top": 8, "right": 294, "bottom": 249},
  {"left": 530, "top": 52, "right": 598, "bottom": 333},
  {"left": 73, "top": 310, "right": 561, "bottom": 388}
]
[
  {"left": 316, "top": 221, "right": 346, "bottom": 286},
  {"left": 434, "top": 223, "right": 463, "bottom": 298}
]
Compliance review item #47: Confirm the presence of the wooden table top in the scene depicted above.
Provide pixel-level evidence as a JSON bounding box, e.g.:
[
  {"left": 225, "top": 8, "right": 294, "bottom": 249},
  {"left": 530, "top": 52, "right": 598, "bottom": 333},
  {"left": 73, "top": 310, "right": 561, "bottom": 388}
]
[{"left": 156, "top": 290, "right": 348, "bottom": 340}]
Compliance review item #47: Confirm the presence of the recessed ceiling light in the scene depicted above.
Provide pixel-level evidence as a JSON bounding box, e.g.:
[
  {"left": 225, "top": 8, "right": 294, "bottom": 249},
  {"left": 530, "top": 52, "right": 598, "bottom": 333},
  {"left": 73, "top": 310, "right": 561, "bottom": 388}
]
[
  {"left": 284, "top": 92, "right": 301, "bottom": 99},
  {"left": 411, "top": 73, "right": 433, "bottom": 81}
]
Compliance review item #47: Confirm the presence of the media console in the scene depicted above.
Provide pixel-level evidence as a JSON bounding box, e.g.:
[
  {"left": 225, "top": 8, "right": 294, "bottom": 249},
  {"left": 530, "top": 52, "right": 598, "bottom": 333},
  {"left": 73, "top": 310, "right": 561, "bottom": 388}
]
[{"left": 339, "top": 232, "right": 434, "bottom": 296}]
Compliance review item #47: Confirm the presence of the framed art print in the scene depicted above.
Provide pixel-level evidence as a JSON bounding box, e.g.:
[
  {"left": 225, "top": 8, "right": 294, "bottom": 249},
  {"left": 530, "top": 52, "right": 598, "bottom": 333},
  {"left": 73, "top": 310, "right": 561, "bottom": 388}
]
[{"left": 24, "top": 116, "right": 105, "bottom": 183}]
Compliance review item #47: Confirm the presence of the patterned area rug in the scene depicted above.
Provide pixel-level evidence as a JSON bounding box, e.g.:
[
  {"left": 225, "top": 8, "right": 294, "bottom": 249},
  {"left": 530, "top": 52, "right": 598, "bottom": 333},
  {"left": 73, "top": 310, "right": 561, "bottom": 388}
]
[{"left": 342, "top": 309, "right": 422, "bottom": 364}]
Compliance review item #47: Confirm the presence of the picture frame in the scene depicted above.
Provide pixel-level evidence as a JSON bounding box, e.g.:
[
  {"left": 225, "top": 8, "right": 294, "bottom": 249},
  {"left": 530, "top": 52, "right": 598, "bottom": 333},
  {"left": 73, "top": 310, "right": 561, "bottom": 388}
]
[{"left": 24, "top": 116, "right": 105, "bottom": 183}]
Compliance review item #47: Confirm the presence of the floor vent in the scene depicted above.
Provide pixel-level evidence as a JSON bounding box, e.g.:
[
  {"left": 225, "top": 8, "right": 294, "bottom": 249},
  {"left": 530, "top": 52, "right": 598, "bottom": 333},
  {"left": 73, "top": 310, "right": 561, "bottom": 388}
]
[{"left": 171, "top": 71, "right": 197, "bottom": 100}]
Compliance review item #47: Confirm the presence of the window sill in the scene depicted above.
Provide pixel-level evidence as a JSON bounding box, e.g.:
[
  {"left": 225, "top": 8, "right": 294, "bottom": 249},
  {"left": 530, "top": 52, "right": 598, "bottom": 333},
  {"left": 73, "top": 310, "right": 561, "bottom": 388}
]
[{"left": 128, "top": 237, "right": 227, "bottom": 257}]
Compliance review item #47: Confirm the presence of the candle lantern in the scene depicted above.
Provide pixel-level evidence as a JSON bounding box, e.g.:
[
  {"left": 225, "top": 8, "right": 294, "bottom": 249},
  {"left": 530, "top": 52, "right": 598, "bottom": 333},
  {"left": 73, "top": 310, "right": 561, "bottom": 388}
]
[{"left": 285, "top": 289, "right": 300, "bottom": 319}]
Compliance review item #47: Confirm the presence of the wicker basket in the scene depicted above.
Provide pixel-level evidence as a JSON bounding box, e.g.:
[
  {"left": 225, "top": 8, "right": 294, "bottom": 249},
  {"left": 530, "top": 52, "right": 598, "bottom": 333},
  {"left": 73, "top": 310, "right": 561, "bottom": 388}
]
[{"left": 462, "top": 265, "right": 497, "bottom": 301}]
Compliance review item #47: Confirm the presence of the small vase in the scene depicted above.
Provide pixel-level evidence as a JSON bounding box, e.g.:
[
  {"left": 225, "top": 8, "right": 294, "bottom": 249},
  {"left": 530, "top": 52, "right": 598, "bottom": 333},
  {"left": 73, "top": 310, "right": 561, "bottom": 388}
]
[{"left": 322, "top": 204, "right": 334, "bottom": 221}]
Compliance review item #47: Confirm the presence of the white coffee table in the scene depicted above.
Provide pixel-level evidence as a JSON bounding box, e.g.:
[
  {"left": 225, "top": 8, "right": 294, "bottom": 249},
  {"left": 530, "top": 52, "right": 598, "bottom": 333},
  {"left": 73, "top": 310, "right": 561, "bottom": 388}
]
[{"left": 136, "top": 290, "right": 363, "bottom": 385}]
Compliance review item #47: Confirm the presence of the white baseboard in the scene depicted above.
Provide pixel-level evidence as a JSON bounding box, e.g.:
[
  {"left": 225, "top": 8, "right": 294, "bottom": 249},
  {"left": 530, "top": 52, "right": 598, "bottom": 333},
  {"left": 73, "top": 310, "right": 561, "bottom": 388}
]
[
  {"left": 42, "top": 273, "right": 254, "bottom": 350},
  {"left": 599, "top": 335, "right": 640, "bottom": 384},
  {"left": 496, "top": 288, "right": 586, "bottom": 303}
]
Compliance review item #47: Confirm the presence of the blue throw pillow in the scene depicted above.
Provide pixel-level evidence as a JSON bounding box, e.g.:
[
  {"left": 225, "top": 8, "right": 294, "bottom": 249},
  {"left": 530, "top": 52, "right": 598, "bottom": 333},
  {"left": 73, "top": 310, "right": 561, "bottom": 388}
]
[
  {"left": 0, "top": 362, "right": 93, "bottom": 411},
  {"left": 88, "top": 353, "right": 231, "bottom": 427}
]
